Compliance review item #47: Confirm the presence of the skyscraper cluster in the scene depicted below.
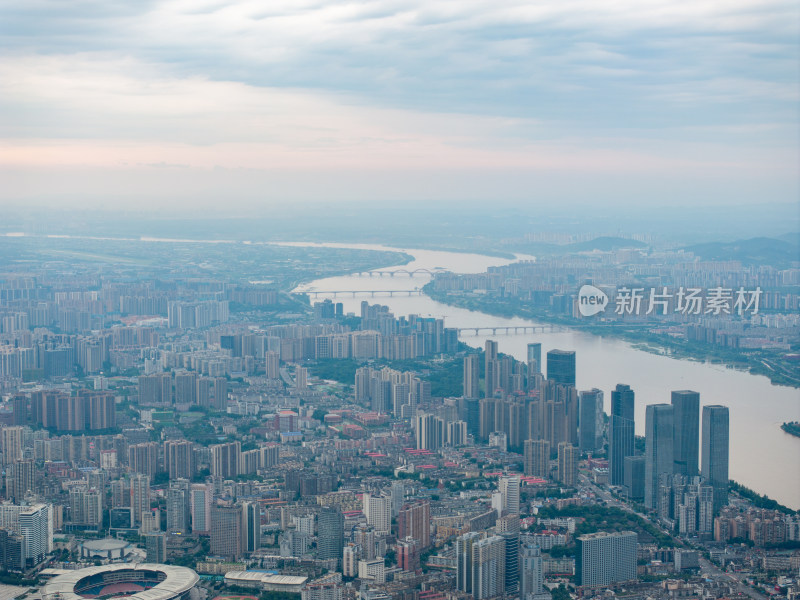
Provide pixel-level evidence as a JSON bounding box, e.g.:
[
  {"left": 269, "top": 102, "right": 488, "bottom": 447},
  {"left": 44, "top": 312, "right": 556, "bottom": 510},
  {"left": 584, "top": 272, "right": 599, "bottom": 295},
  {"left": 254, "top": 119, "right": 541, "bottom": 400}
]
[{"left": 644, "top": 392, "right": 729, "bottom": 518}]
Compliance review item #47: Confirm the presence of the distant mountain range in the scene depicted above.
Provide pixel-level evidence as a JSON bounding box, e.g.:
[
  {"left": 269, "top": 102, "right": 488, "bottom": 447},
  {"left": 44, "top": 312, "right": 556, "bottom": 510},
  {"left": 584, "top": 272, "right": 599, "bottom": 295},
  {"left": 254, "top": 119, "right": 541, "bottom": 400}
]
[
  {"left": 567, "top": 236, "right": 648, "bottom": 252},
  {"left": 684, "top": 236, "right": 799, "bottom": 268},
  {"left": 513, "top": 236, "right": 648, "bottom": 256}
]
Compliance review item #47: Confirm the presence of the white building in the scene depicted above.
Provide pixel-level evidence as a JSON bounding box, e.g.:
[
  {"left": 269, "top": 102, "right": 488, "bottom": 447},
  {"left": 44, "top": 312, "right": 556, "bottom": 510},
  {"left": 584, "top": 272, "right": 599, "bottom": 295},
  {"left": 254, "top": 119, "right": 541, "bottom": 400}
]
[
  {"left": 358, "top": 558, "right": 385, "bottom": 584},
  {"left": 362, "top": 494, "right": 391, "bottom": 535},
  {"left": 190, "top": 484, "right": 213, "bottom": 535},
  {"left": 342, "top": 544, "right": 360, "bottom": 577},
  {"left": 576, "top": 531, "right": 637, "bottom": 588},
  {"left": 498, "top": 476, "right": 520, "bottom": 516},
  {"left": 19, "top": 504, "right": 52, "bottom": 566}
]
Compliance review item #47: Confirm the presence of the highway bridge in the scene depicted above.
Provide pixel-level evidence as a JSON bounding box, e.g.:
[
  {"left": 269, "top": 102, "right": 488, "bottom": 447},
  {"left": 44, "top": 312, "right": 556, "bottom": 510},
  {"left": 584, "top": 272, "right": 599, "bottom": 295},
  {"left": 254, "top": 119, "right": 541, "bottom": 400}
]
[
  {"left": 457, "top": 324, "right": 565, "bottom": 335},
  {"left": 353, "top": 268, "right": 450, "bottom": 277},
  {"left": 299, "top": 290, "right": 424, "bottom": 298}
]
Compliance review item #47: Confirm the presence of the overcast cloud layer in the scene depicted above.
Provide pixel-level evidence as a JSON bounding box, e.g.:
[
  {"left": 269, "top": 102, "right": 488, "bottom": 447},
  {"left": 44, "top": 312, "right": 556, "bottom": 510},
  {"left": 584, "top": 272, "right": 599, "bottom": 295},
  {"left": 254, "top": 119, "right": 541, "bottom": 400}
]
[{"left": 0, "top": 0, "right": 797, "bottom": 210}]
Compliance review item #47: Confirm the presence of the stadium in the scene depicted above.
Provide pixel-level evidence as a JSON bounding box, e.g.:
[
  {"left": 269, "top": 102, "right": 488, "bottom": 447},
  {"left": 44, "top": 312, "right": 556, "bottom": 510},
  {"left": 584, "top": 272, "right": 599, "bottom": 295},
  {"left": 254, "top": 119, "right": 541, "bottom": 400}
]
[{"left": 42, "top": 564, "right": 199, "bottom": 600}]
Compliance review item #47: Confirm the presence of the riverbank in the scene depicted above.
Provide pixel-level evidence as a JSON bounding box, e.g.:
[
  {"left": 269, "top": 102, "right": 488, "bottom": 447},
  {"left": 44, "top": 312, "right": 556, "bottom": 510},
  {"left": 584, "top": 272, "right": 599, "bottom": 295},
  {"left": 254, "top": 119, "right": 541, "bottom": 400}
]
[{"left": 423, "top": 284, "right": 800, "bottom": 389}]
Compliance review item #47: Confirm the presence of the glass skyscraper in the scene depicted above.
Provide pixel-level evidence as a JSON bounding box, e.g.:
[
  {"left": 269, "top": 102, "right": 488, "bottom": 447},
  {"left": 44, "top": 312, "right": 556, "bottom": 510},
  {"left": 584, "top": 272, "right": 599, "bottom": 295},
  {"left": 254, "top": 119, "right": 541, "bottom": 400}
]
[
  {"left": 609, "top": 384, "right": 635, "bottom": 486},
  {"left": 317, "top": 506, "right": 344, "bottom": 567},
  {"left": 671, "top": 390, "right": 700, "bottom": 476},
  {"left": 702, "top": 405, "right": 730, "bottom": 514},
  {"left": 546, "top": 349, "right": 576, "bottom": 386},
  {"left": 645, "top": 404, "right": 674, "bottom": 510}
]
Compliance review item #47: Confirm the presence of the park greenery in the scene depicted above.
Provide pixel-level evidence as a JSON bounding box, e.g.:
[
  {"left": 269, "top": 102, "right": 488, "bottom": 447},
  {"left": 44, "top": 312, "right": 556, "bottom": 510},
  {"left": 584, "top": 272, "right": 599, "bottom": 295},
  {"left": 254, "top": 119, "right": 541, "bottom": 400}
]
[
  {"left": 536, "top": 504, "right": 678, "bottom": 548},
  {"left": 780, "top": 421, "right": 800, "bottom": 438}
]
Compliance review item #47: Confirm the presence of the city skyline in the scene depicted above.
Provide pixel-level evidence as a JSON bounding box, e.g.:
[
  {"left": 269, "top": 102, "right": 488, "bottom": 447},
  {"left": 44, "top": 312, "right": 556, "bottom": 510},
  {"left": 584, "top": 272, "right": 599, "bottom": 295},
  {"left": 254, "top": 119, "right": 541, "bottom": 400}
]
[{"left": 0, "top": 1, "right": 797, "bottom": 595}]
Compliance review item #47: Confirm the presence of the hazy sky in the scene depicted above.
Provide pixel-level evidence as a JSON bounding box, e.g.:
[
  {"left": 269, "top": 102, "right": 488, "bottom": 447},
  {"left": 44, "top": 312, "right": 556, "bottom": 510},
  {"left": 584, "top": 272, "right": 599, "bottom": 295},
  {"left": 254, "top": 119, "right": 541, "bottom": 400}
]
[{"left": 0, "top": 0, "right": 797, "bottom": 211}]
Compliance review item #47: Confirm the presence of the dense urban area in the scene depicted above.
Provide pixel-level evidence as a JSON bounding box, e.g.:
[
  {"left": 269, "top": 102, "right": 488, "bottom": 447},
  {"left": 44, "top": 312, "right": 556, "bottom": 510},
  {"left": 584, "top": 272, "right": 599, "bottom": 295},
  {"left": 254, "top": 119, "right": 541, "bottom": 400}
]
[{"left": 0, "top": 232, "right": 798, "bottom": 600}]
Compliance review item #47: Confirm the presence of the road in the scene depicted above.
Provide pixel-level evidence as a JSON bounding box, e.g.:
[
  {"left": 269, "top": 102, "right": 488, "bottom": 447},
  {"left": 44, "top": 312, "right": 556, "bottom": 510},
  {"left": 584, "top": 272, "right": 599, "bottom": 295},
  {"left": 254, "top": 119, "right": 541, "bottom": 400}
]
[
  {"left": 579, "top": 475, "right": 769, "bottom": 600},
  {"left": 698, "top": 557, "right": 767, "bottom": 600}
]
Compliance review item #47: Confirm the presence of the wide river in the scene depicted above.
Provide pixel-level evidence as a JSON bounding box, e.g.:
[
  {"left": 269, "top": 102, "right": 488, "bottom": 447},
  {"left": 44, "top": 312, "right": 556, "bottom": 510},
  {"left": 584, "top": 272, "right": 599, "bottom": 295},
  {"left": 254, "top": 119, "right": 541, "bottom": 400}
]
[{"left": 290, "top": 243, "right": 800, "bottom": 510}]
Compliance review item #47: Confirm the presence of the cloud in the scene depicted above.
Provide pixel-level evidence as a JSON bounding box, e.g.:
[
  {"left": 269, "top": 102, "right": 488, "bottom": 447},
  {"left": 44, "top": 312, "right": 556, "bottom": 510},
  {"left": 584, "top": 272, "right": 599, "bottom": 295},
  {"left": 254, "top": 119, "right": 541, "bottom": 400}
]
[
  {"left": 1, "top": 53, "right": 795, "bottom": 177},
  {"left": 0, "top": 0, "right": 796, "bottom": 207}
]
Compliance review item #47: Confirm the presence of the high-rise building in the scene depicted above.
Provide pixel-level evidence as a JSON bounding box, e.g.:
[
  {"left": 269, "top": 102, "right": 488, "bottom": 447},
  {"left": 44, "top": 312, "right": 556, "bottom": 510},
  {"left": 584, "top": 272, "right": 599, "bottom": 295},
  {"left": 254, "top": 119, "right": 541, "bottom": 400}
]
[
  {"left": 317, "top": 507, "right": 344, "bottom": 567},
  {"left": 145, "top": 532, "right": 167, "bottom": 563},
  {"left": 446, "top": 420, "right": 468, "bottom": 446},
  {"left": 576, "top": 531, "right": 637, "bottom": 587},
  {"left": 130, "top": 474, "right": 150, "bottom": 526},
  {"left": 498, "top": 476, "right": 520, "bottom": 516},
  {"left": 210, "top": 504, "right": 243, "bottom": 560},
  {"left": 0, "top": 528, "right": 25, "bottom": 571},
  {"left": 342, "top": 544, "right": 359, "bottom": 577},
  {"left": 353, "top": 524, "right": 376, "bottom": 560},
  {"left": 164, "top": 440, "right": 195, "bottom": 480},
  {"left": 527, "top": 343, "right": 542, "bottom": 375},
  {"left": 524, "top": 439, "right": 550, "bottom": 479},
  {"left": 671, "top": 391, "right": 700, "bottom": 476},
  {"left": 18, "top": 503, "right": 51, "bottom": 567},
  {"left": 5, "top": 460, "right": 35, "bottom": 503},
  {"left": 546, "top": 350, "right": 576, "bottom": 386},
  {"left": 485, "top": 340, "right": 499, "bottom": 397},
  {"left": 190, "top": 483, "right": 213, "bottom": 534},
  {"left": 702, "top": 405, "right": 729, "bottom": 514},
  {"left": 396, "top": 537, "right": 420, "bottom": 572},
  {"left": 196, "top": 377, "right": 213, "bottom": 408},
  {"left": 265, "top": 351, "right": 280, "bottom": 379},
  {"left": 528, "top": 379, "right": 579, "bottom": 448},
  {"left": 461, "top": 397, "right": 480, "bottom": 439},
  {"left": 463, "top": 355, "right": 480, "bottom": 399},
  {"left": 472, "top": 535, "right": 506, "bottom": 600},
  {"left": 397, "top": 500, "right": 430, "bottom": 548},
  {"left": 128, "top": 442, "right": 159, "bottom": 478},
  {"left": 609, "top": 384, "right": 635, "bottom": 486},
  {"left": 166, "top": 479, "right": 190, "bottom": 534},
  {"left": 578, "top": 388, "right": 603, "bottom": 452},
  {"left": 479, "top": 398, "right": 495, "bottom": 442},
  {"left": 497, "top": 515, "right": 520, "bottom": 594},
  {"left": 210, "top": 441, "right": 241, "bottom": 479},
  {"left": 137, "top": 373, "right": 172, "bottom": 405},
  {"left": 390, "top": 481, "right": 405, "bottom": 518},
  {"left": 362, "top": 493, "right": 391, "bottom": 535},
  {"left": 241, "top": 501, "right": 261, "bottom": 554},
  {"left": 174, "top": 371, "right": 197, "bottom": 405},
  {"left": 295, "top": 366, "right": 308, "bottom": 390},
  {"left": 456, "top": 531, "right": 482, "bottom": 594},
  {"left": 11, "top": 396, "right": 28, "bottom": 427},
  {"left": 645, "top": 404, "right": 674, "bottom": 510},
  {"left": 623, "top": 456, "right": 645, "bottom": 501},
  {"left": 414, "top": 413, "right": 444, "bottom": 451},
  {"left": 557, "top": 442, "right": 578, "bottom": 487},
  {"left": 141, "top": 508, "right": 161, "bottom": 534},
  {"left": 88, "top": 390, "right": 116, "bottom": 429},
  {"left": 1, "top": 426, "right": 24, "bottom": 465},
  {"left": 213, "top": 377, "right": 228, "bottom": 410},
  {"left": 520, "top": 536, "right": 544, "bottom": 600}
]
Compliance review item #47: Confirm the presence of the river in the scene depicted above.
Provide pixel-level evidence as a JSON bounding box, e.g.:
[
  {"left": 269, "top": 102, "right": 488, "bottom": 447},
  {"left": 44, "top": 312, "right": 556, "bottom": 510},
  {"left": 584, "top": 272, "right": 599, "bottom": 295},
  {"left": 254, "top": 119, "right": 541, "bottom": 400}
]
[{"left": 291, "top": 243, "right": 800, "bottom": 510}]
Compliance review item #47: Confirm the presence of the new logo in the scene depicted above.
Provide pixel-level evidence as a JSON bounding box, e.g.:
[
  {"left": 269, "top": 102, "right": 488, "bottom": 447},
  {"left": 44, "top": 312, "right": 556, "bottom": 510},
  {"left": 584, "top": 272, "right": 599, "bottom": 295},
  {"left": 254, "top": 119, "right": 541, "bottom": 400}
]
[{"left": 578, "top": 285, "right": 608, "bottom": 317}]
